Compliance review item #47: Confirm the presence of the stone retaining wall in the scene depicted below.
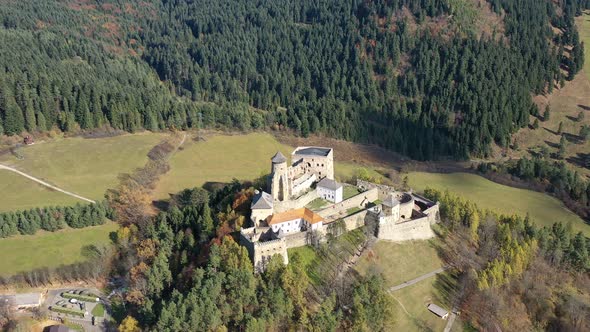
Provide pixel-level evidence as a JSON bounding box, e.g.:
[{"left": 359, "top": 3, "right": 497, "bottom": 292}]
[
  {"left": 377, "top": 216, "right": 436, "bottom": 241},
  {"left": 318, "top": 188, "right": 378, "bottom": 219},
  {"left": 275, "top": 190, "right": 319, "bottom": 213},
  {"left": 356, "top": 179, "right": 395, "bottom": 200}
]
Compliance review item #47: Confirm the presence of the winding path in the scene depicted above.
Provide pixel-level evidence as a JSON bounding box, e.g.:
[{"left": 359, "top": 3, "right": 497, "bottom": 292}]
[{"left": 0, "top": 164, "right": 95, "bottom": 203}]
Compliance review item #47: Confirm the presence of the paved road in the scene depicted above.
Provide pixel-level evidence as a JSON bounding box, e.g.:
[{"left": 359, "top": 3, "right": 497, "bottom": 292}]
[
  {"left": 388, "top": 266, "right": 447, "bottom": 292},
  {"left": 0, "top": 164, "right": 95, "bottom": 203}
]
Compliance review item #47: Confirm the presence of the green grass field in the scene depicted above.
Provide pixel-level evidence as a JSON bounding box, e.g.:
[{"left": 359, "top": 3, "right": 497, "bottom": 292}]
[
  {"left": 408, "top": 172, "right": 590, "bottom": 235},
  {"left": 154, "top": 133, "right": 293, "bottom": 199},
  {"left": 355, "top": 240, "right": 450, "bottom": 331},
  {"left": 92, "top": 303, "right": 105, "bottom": 317},
  {"left": 0, "top": 222, "right": 118, "bottom": 276},
  {"left": 355, "top": 240, "right": 443, "bottom": 287},
  {"left": 0, "top": 169, "right": 79, "bottom": 212},
  {"left": 389, "top": 275, "right": 453, "bottom": 332},
  {"left": 0, "top": 132, "right": 165, "bottom": 201}
]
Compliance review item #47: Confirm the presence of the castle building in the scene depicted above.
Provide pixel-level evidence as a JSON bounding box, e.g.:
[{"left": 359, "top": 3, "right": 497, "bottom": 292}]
[
  {"left": 270, "top": 147, "right": 334, "bottom": 203},
  {"left": 268, "top": 208, "right": 324, "bottom": 234},
  {"left": 250, "top": 190, "right": 274, "bottom": 226},
  {"left": 242, "top": 148, "right": 440, "bottom": 273},
  {"left": 317, "top": 178, "right": 343, "bottom": 203}
]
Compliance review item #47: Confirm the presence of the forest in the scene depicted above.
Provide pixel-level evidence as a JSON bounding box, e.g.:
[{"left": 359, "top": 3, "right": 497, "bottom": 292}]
[
  {"left": 423, "top": 188, "right": 590, "bottom": 330},
  {"left": 0, "top": 0, "right": 589, "bottom": 159}
]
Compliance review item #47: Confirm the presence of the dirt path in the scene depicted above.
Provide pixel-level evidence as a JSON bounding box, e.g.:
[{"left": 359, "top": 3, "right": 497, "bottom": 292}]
[
  {"left": 0, "top": 164, "right": 95, "bottom": 204},
  {"left": 388, "top": 266, "right": 447, "bottom": 293}
]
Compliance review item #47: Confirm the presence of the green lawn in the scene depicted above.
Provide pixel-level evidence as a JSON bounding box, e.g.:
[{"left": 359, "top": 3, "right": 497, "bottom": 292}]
[
  {"left": 355, "top": 240, "right": 443, "bottom": 287},
  {"left": 408, "top": 172, "right": 590, "bottom": 235},
  {"left": 390, "top": 275, "right": 452, "bottom": 332},
  {"left": 306, "top": 198, "right": 329, "bottom": 210},
  {"left": 0, "top": 222, "right": 118, "bottom": 276},
  {"left": 334, "top": 163, "right": 387, "bottom": 183},
  {"left": 91, "top": 303, "right": 105, "bottom": 317},
  {"left": 0, "top": 169, "right": 80, "bottom": 212},
  {"left": 342, "top": 185, "right": 361, "bottom": 200},
  {"left": 0, "top": 132, "right": 165, "bottom": 200},
  {"left": 355, "top": 240, "right": 451, "bottom": 332},
  {"left": 154, "top": 132, "right": 293, "bottom": 199}
]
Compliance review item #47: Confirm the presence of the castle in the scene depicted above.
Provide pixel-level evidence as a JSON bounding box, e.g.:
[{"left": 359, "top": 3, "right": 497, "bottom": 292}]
[{"left": 240, "top": 146, "right": 440, "bottom": 272}]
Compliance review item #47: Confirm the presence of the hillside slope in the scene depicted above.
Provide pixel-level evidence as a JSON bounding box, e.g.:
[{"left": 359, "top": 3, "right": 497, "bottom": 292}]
[{"left": 0, "top": 0, "right": 587, "bottom": 161}]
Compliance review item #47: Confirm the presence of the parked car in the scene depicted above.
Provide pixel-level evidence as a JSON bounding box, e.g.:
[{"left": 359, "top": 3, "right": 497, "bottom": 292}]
[
  {"left": 56, "top": 300, "right": 66, "bottom": 305},
  {"left": 69, "top": 298, "right": 78, "bottom": 304}
]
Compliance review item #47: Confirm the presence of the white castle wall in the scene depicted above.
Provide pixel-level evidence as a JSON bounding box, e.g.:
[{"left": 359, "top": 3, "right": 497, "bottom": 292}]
[{"left": 377, "top": 216, "right": 435, "bottom": 241}]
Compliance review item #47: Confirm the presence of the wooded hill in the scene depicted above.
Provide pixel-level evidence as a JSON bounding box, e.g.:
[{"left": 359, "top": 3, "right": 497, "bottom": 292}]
[{"left": 0, "top": 0, "right": 588, "bottom": 159}]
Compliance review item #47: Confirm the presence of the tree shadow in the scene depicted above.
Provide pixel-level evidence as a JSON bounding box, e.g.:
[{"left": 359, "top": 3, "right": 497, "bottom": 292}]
[
  {"left": 563, "top": 132, "right": 583, "bottom": 144},
  {"left": 578, "top": 104, "right": 590, "bottom": 111},
  {"left": 544, "top": 140, "right": 559, "bottom": 149},
  {"left": 152, "top": 199, "right": 169, "bottom": 211},
  {"left": 566, "top": 153, "right": 590, "bottom": 170},
  {"left": 543, "top": 127, "right": 559, "bottom": 136},
  {"left": 526, "top": 148, "right": 542, "bottom": 158},
  {"left": 433, "top": 271, "right": 460, "bottom": 308},
  {"left": 566, "top": 115, "right": 579, "bottom": 122}
]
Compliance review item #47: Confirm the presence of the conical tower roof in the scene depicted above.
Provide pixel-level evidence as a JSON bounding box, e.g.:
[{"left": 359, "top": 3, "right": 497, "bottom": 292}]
[{"left": 271, "top": 151, "right": 287, "bottom": 164}]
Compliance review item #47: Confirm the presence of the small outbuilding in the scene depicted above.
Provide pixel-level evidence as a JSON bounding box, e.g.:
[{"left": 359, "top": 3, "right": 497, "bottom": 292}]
[
  {"left": 427, "top": 303, "right": 449, "bottom": 319},
  {"left": 317, "top": 178, "right": 343, "bottom": 203}
]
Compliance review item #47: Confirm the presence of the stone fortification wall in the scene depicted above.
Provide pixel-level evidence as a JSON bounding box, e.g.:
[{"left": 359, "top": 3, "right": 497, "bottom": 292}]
[
  {"left": 423, "top": 204, "right": 440, "bottom": 224},
  {"left": 275, "top": 190, "right": 319, "bottom": 213},
  {"left": 356, "top": 180, "right": 395, "bottom": 200},
  {"left": 339, "top": 209, "right": 369, "bottom": 231},
  {"left": 318, "top": 188, "right": 378, "bottom": 219},
  {"left": 283, "top": 231, "right": 308, "bottom": 248},
  {"left": 377, "top": 216, "right": 435, "bottom": 242},
  {"left": 253, "top": 238, "right": 288, "bottom": 273},
  {"left": 240, "top": 227, "right": 289, "bottom": 273}
]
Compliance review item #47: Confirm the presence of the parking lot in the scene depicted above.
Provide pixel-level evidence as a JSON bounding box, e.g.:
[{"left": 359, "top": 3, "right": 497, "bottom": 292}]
[{"left": 46, "top": 288, "right": 107, "bottom": 331}]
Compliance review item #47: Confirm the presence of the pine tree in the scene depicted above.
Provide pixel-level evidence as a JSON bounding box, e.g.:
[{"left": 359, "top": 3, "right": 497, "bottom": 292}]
[
  {"left": 543, "top": 106, "right": 551, "bottom": 122},
  {"left": 558, "top": 135, "right": 567, "bottom": 159},
  {"left": 557, "top": 121, "right": 563, "bottom": 134}
]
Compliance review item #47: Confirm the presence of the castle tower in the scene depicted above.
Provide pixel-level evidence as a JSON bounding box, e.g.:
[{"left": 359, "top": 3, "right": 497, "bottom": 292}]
[{"left": 270, "top": 151, "right": 289, "bottom": 202}]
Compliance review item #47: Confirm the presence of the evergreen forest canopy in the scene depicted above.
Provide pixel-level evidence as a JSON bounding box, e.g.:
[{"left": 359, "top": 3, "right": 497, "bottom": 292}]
[{"left": 0, "top": 0, "right": 589, "bottom": 159}]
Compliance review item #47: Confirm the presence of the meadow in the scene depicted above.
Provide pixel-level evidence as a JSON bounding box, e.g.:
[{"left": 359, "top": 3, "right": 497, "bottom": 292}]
[
  {"left": 0, "top": 132, "right": 165, "bottom": 201},
  {"left": 0, "top": 222, "right": 118, "bottom": 276},
  {"left": 154, "top": 132, "right": 293, "bottom": 199},
  {"left": 408, "top": 172, "right": 590, "bottom": 235},
  {"left": 0, "top": 169, "right": 79, "bottom": 212}
]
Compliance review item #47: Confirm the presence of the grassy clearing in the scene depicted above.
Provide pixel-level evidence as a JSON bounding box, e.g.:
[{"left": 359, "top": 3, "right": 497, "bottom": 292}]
[
  {"left": 155, "top": 133, "right": 293, "bottom": 199},
  {"left": 408, "top": 172, "right": 590, "bottom": 235},
  {"left": 306, "top": 198, "right": 329, "bottom": 210},
  {"left": 334, "top": 162, "right": 387, "bottom": 183},
  {"left": 342, "top": 185, "right": 361, "bottom": 200},
  {"left": 390, "top": 275, "right": 452, "bottom": 332},
  {"left": 0, "top": 132, "right": 165, "bottom": 200},
  {"left": 355, "top": 240, "right": 443, "bottom": 287},
  {"left": 0, "top": 222, "right": 118, "bottom": 276},
  {"left": 355, "top": 239, "right": 456, "bottom": 332},
  {"left": 92, "top": 303, "right": 105, "bottom": 317},
  {"left": 0, "top": 169, "right": 79, "bottom": 212}
]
